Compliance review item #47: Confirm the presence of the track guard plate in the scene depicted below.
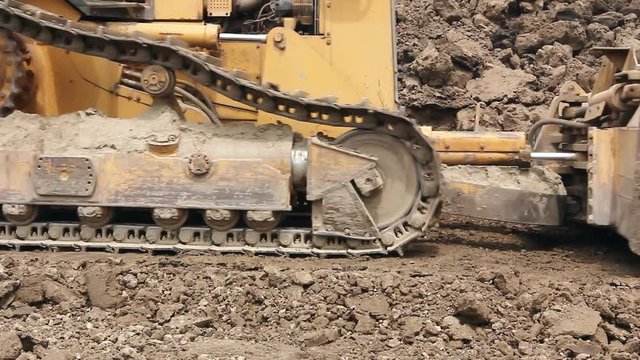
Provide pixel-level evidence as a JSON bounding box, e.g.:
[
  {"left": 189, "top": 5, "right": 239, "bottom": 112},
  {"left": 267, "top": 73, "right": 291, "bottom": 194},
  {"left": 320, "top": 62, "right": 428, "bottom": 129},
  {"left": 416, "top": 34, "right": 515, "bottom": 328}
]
[{"left": 34, "top": 156, "right": 96, "bottom": 196}]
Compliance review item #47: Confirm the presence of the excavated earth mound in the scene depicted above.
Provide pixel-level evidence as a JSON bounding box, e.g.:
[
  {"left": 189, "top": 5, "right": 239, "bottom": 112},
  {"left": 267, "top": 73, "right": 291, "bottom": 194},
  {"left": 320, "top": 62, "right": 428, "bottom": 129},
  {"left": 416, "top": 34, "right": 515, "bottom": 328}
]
[{"left": 396, "top": 0, "right": 640, "bottom": 131}]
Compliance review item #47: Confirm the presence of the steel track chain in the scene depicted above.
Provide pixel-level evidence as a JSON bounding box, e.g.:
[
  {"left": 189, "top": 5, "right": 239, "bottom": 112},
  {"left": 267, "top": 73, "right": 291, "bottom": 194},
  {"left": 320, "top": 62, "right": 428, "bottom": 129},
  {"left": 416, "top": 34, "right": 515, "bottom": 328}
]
[
  {"left": 0, "top": 0, "right": 442, "bottom": 256},
  {"left": 0, "top": 29, "right": 28, "bottom": 115},
  {"left": 0, "top": 221, "right": 395, "bottom": 257}
]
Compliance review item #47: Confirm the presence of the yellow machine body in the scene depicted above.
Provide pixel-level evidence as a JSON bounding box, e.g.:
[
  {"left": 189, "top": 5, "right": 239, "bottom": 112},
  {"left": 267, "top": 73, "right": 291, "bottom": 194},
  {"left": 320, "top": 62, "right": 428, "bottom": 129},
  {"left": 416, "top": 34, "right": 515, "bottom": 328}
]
[{"left": 20, "top": 0, "right": 397, "bottom": 138}]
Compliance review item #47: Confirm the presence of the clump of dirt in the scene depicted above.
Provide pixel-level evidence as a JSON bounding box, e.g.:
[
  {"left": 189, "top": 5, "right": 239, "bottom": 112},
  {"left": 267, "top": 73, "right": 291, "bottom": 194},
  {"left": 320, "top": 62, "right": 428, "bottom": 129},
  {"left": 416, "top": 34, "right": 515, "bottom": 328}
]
[
  {"left": 0, "top": 109, "right": 293, "bottom": 155},
  {"left": 443, "top": 165, "right": 567, "bottom": 194},
  {"left": 396, "top": 0, "right": 640, "bottom": 131}
]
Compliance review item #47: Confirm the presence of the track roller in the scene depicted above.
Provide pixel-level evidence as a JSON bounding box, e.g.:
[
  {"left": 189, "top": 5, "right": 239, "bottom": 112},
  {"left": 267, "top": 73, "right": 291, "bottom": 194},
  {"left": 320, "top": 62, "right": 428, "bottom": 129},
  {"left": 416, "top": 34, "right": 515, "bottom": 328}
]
[
  {"left": 244, "top": 211, "right": 282, "bottom": 232},
  {"left": 203, "top": 209, "right": 240, "bottom": 231},
  {"left": 2, "top": 204, "right": 38, "bottom": 226},
  {"left": 152, "top": 208, "right": 188, "bottom": 230},
  {"left": 78, "top": 206, "right": 113, "bottom": 228}
]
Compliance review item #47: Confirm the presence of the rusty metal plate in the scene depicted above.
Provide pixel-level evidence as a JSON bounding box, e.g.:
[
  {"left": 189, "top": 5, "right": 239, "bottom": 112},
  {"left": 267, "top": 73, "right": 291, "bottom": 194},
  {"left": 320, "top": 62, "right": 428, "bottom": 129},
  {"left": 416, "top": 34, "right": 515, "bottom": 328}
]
[
  {"left": 441, "top": 166, "right": 567, "bottom": 226},
  {"left": 442, "top": 182, "right": 566, "bottom": 226},
  {"left": 33, "top": 157, "right": 96, "bottom": 196}
]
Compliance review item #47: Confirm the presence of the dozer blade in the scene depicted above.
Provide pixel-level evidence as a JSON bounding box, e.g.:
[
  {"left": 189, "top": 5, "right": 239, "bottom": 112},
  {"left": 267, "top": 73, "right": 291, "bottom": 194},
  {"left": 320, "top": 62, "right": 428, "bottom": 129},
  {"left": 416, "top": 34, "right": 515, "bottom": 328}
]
[
  {"left": 441, "top": 166, "right": 567, "bottom": 226},
  {"left": 590, "top": 127, "right": 640, "bottom": 255}
]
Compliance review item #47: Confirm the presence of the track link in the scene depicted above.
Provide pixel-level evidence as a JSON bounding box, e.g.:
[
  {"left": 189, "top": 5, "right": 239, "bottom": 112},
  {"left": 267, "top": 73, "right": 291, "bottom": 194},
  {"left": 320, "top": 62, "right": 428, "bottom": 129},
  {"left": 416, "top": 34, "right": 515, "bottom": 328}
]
[
  {"left": 0, "top": 0, "right": 442, "bottom": 256},
  {"left": 0, "top": 221, "right": 406, "bottom": 257}
]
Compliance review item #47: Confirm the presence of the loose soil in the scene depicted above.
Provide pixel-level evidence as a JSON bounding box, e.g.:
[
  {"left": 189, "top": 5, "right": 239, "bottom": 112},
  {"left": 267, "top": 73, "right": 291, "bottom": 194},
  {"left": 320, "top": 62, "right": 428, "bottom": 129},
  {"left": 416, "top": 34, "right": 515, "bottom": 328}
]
[{"left": 0, "top": 218, "right": 638, "bottom": 359}]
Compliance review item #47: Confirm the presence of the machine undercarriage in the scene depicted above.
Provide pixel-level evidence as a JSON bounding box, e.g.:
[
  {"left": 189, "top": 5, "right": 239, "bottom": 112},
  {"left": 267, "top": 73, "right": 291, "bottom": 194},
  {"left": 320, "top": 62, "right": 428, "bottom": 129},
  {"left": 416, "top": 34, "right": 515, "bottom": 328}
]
[{"left": 0, "top": 0, "right": 637, "bottom": 256}]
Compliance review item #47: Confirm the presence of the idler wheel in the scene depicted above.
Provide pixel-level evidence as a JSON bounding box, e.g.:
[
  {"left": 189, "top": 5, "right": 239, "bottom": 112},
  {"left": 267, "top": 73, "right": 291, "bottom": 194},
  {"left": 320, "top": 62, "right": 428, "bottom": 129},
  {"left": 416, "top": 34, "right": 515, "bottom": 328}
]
[{"left": 337, "top": 131, "right": 420, "bottom": 228}]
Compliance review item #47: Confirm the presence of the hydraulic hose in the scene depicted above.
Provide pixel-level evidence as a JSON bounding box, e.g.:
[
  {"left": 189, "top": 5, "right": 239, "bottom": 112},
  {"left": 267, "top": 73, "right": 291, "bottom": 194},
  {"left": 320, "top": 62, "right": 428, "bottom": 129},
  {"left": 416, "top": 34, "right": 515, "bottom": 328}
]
[{"left": 526, "top": 118, "right": 589, "bottom": 147}]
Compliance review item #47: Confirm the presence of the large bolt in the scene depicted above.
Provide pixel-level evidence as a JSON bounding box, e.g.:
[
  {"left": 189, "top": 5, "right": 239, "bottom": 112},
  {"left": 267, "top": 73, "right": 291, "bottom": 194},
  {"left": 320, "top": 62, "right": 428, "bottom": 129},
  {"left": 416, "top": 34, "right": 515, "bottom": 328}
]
[{"left": 188, "top": 153, "right": 211, "bottom": 176}]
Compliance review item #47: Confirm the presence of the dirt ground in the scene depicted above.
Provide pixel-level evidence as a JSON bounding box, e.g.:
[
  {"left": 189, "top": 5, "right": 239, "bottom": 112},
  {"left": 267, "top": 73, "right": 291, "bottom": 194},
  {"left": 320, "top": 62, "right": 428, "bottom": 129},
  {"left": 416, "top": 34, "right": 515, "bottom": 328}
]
[
  {"left": 0, "top": 217, "right": 639, "bottom": 360},
  {"left": 2, "top": 0, "right": 640, "bottom": 359}
]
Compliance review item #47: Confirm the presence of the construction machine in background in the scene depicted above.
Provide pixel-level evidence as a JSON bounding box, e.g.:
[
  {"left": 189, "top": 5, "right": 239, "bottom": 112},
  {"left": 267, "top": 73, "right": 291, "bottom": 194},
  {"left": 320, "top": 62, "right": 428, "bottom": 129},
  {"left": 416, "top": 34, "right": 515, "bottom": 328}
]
[{"left": 0, "top": 0, "right": 636, "bottom": 256}]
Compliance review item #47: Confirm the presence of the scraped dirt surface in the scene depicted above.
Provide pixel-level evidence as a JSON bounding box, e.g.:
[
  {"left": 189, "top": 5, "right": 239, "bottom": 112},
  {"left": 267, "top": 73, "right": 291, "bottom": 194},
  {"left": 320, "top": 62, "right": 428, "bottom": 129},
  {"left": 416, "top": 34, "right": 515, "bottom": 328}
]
[{"left": 0, "top": 219, "right": 639, "bottom": 360}]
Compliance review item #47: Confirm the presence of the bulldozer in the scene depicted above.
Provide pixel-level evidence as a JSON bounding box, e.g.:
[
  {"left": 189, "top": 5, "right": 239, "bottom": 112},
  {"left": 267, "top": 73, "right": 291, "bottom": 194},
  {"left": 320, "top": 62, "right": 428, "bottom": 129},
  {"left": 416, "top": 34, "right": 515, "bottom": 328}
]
[{"left": 0, "top": 0, "right": 637, "bottom": 256}]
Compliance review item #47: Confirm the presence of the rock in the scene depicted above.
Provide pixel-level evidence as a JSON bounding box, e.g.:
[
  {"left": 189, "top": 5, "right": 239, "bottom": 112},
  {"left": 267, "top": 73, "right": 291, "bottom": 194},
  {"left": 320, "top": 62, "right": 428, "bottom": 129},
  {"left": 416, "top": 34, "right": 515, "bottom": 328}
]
[
  {"left": 495, "top": 340, "right": 514, "bottom": 356},
  {"left": 292, "top": 271, "right": 314, "bottom": 287},
  {"left": 355, "top": 277, "right": 373, "bottom": 290},
  {"left": 442, "top": 316, "right": 476, "bottom": 341},
  {"left": 554, "top": 3, "right": 590, "bottom": 22},
  {"left": 0, "top": 280, "right": 20, "bottom": 308},
  {"left": 501, "top": 104, "right": 535, "bottom": 132},
  {"left": 0, "top": 331, "right": 22, "bottom": 360},
  {"left": 454, "top": 294, "right": 492, "bottom": 326},
  {"left": 14, "top": 277, "right": 45, "bottom": 305},
  {"left": 594, "top": 12, "right": 624, "bottom": 29},
  {"left": 401, "top": 316, "right": 424, "bottom": 336},
  {"left": 169, "top": 279, "right": 188, "bottom": 302},
  {"left": 302, "top": 328, "right": 340, "bottom": 347},
  {"left": 156, "top": 303, "right": 183, "bottom": 324},
  {"left": 591, "top": 326, "right": 608, "bottom": 346},
  {"left": 514, "top": 21, "right": 587, "bottom": 55},
  {"left": 43, "top": 281, "right": 82, "bottom": 306},
  {"left": 85, "top": 269, "right": 122, "bottom": 309},
  {"left": 120, "top": 274, "right": 138, "bottom": 289},
  {"left": 616, "top": 313, "right": 640, "bottom": 329},
  {"left": 345, "top": 295, "right": 390, "bottom": 317},
  {"left": 7, "top": 305, "right": 35, "bottom": 317},
  {"left": 542, "top": 304, "right": 602, "bottom": 338},
  {"left": 433, "top": 0, "right": 462, "bottom": 23},
  {"left": 167, "top": 315, "right": 213, "bottom": 330},
  {"left": 312, "top": 316, "right": 329, "bottom": 329},
  {"left": 586, "top": 23, "right": 615, "bottom": 47},
  {"left": 475, "top": 0, "right": 511, "bottom": 21},
  {"left": 15, "top": 354, "right": 36, "bottom": 360},
  {"left": 602, "top": 322, "right": 630, "bottom": 342},
  {"left": 410, "top": 42, "right": 455, "bottom": 88},
  {"left": 41, "top": 349, "right": 72, "bottom": 360},
  {"left": 466, "top": 66, "right": 536, "bottom": 103},
  {"left": 387, "top": 338, "right": 402, "bottom": 348},
  {"left": 379, "top": 273, "right": 396, "bottom": 289},
  {"left": 623, "top": 339, "right": 640, "bottom": 354},
  {"left": 535, "top": 43, "right": 573, "bottom": 68},
  {"left": 353, "top": 314, "right": 376, "bottom": 334},
  {"left": 559, "top": 339, "right": 603, "bottom": 356},
  {"left": 424, "top": 321, "right": 442, "bottom": 336}
]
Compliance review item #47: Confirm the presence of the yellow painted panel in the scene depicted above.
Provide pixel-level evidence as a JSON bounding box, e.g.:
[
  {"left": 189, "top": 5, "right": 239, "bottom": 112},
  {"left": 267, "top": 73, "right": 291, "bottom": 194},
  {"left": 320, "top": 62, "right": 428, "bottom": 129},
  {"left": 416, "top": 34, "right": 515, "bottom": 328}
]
[{"left": 154, "top": 0, "right": 204, "bottom": 20}]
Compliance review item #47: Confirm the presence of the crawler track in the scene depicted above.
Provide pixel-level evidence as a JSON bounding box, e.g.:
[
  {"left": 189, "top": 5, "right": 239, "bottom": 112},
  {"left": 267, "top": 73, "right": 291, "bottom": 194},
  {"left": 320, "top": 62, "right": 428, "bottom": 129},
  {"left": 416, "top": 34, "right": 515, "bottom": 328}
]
[{"left": 0, "top": 221, "right": 399, "bottom": 256}]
